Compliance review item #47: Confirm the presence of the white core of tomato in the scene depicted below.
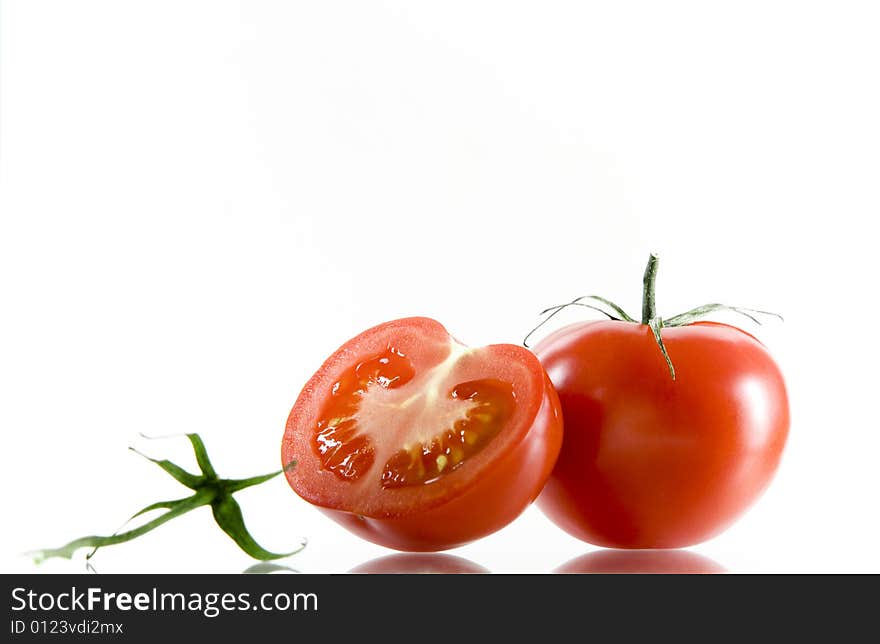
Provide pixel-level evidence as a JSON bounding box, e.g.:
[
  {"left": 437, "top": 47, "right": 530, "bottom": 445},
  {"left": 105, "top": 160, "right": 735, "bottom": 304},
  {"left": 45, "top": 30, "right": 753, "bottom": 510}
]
[{"left": 352, "top": 340, "right": 479, "bottom": 477}]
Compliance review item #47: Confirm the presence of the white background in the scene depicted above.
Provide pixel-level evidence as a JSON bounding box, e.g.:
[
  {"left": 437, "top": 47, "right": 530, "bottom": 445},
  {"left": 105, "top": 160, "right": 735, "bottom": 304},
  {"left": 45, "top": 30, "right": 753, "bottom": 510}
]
[{"left": 1, "top": 1, "right": 878, "bottom": 574}]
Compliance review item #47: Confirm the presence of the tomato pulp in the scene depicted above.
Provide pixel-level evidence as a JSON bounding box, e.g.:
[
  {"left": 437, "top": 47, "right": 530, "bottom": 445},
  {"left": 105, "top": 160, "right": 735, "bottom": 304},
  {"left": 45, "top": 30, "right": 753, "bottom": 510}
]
[
  {"left": 535, "top": 320, "right": 789, "bottom": 548},
  {"left": 282, "top": 317, "right": 563, "bottom": 551}
]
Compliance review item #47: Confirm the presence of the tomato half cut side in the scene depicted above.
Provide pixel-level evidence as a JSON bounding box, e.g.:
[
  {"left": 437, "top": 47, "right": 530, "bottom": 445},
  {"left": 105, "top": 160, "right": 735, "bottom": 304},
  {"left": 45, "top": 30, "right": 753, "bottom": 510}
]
[{"left": 282, "top": 317, "right": 563, "bottom": 551}]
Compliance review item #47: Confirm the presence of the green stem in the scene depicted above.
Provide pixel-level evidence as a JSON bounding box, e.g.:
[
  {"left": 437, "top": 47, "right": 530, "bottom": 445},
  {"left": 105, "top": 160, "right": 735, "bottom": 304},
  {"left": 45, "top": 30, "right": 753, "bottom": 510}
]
[
  {"left": 525, "top": 252, "right": 782, "bottom": 381},
  {"left": 641, "top": 253, "right": 660, "bottom": 324}
]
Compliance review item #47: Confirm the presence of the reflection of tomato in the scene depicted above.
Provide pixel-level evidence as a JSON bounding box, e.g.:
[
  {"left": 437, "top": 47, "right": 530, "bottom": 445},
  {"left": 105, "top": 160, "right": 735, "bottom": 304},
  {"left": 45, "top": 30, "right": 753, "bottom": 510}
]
[
  {"left": 349, "top": 553, "right": 489, "bottom": 574},
  {"left": 282, "top": 317, "right": 563, "bottom": 551},
  {"left": 556, "top": 549, "right": 725, "bottom": 574},
  {"left": 535, "top": 320, "right": 789, "bottom": 548}
]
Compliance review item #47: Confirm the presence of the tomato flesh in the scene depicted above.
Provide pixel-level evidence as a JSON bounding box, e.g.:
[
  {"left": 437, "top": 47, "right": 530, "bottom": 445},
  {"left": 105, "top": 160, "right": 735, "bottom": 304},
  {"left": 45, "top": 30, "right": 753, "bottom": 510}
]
[
  {"left": 282, "top": 317, "right": 563, "bottom": 551},
  {"left": 314, "top": 345, "right": 516, "bottom": 489},
  {"left": 314, "top": 347, "right": 414, "bottom": 482},
  {"left": 381, "top": 379, "right": 515, "bottom": 489}
]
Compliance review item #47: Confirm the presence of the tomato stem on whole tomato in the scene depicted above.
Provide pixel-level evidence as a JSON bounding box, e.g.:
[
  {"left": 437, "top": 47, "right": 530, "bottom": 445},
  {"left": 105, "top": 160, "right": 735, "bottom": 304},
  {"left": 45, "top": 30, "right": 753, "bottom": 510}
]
[
  {"left": 641, "top": 252, "right": 660, "bottom": 324},
  {"left": 639, "top": 253, "right": 675, "bottom": 378},
  {"left": 525, "top": 253, "right": 783, "bottom": 380}
]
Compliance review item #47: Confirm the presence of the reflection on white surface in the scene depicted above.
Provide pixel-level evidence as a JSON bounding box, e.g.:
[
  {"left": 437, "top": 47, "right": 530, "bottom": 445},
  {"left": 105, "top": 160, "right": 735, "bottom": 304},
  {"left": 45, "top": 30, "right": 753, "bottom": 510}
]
[
  {"left": 242, "top": 562, "right": 300, "bottom": 574},
  {"left": 349, "top": 553, "right": 489, "bottom": 574},
  {"left": 555, "top": 549, "right": 726, "bottom": 574}
]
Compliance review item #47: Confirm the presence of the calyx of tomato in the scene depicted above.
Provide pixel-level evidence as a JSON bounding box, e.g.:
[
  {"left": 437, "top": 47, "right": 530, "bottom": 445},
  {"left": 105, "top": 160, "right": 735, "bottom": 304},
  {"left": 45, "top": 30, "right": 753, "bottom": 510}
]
[
  {"left": 524, "top": 253, "right": 782, "bottom": 379},
  {"left": 31, "top": 434, "right": 304, "bottom": 564}
]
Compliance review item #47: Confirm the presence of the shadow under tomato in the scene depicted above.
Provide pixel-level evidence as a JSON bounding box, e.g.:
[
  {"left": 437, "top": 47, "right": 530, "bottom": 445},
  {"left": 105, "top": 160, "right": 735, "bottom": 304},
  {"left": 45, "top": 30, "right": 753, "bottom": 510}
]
[
  {"left": 555, "top": 549, "right": 726, "bottom": 574},
  {"left": 349, "top": 553, "right": 490, "bottom": 574}
]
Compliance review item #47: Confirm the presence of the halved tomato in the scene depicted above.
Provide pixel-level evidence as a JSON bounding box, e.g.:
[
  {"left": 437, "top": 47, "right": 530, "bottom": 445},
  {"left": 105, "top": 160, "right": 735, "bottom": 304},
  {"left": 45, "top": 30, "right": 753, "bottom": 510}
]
[{"left": 282, "top": 317, "right": 563, "bottom": 551}]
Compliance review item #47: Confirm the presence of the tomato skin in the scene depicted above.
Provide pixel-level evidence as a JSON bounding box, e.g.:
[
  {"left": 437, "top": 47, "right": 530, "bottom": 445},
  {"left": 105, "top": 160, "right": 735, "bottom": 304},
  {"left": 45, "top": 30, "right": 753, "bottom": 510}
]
[
  {"left": 282, "top": 317, "right": 563, "bottom": 552},
  {"left": 535, "top": 320, "right": 789, "bottom": 549},
  {"left": 322, "top": 372, "right": 561, "bottom": 551}
]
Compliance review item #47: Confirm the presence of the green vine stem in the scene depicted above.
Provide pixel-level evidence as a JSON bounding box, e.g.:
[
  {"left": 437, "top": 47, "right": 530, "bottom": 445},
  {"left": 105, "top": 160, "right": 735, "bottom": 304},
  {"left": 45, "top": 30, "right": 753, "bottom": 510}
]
[
  {"left": 524, "top": 253, "right": 782, "bottom": 380},
  {"left": 29, "top": 434, "right": 304, "bottom": 564}
]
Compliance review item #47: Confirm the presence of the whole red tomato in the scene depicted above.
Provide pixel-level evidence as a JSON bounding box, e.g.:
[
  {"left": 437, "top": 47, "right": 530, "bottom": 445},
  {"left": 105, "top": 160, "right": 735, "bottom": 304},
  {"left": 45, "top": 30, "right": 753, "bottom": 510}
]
[
  {"left": 533, "top": 255, "right": 789, "bottom": 548},
  {"left": 282, "top": 317, "right": 563, "bottom": 551}
]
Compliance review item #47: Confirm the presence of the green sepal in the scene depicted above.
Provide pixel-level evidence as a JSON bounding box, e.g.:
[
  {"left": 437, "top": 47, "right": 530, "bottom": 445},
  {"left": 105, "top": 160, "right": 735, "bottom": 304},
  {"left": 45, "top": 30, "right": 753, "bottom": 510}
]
[
  {"left": 30, "top": 489, "right": 216, "bottom": 563},
  {"left": 31, "top": 434, "right": 302, "bottom": 564},
  {"left": 664, "top": 303, "right": 783, "bottom": 327},
  {"left": 128, "top": 447, "right": 204, "bottom": 489},
  {"left": 223, "top": 460, "right": 295, "bottom": 494},
  {"left": 186, "top": 433, "right": 219, "bottom": 480},
  {"left": 526, "top": 255, "right": 782, "bottom": 381},
  {"left": 524, "top": 295, "right": 636, "bottom": 347},
  {"left": 211, "top": 494, "right": 306, "bottom": 561},
  {"left": 648, "top": 317, "right": 676, "bottom": 380}
]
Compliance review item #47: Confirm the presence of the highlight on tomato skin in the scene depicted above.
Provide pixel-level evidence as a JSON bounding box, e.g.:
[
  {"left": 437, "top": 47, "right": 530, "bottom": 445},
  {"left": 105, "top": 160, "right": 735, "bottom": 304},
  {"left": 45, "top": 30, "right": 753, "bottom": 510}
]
[{"left": 281, "top": 317, "right": 564, "bottom": 552}]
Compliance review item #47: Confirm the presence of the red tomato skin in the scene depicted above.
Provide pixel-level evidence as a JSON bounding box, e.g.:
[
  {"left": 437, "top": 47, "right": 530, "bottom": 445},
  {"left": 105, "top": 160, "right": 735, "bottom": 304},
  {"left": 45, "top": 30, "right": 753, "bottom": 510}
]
[
  {"left": 535, "top": 320, "right": 789, "bottom": 549},
  {"left": 322, "top": 372, "right": 562, "bottom": 551}
]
